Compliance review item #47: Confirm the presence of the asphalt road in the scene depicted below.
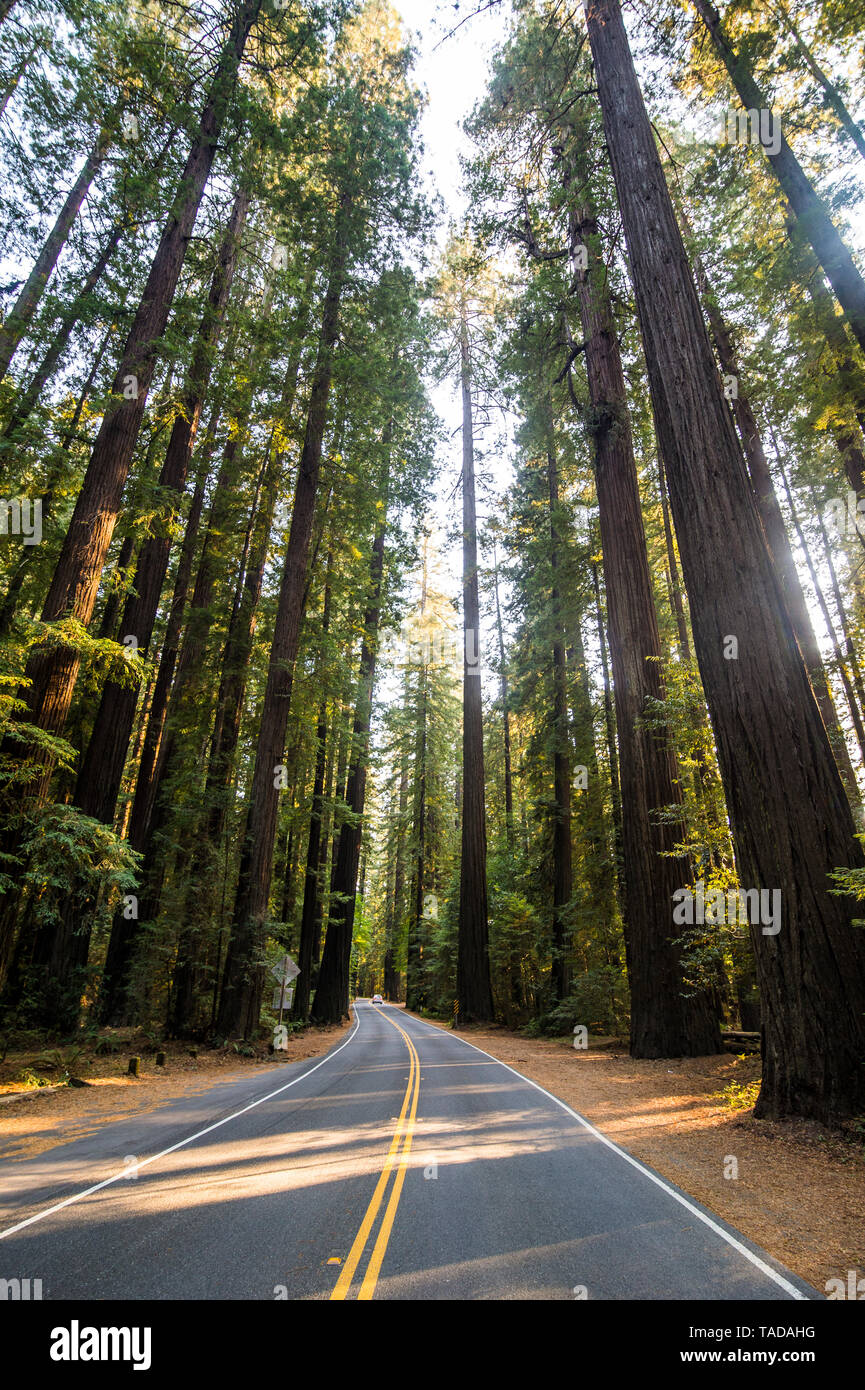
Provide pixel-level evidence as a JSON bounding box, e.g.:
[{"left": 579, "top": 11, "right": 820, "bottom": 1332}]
[{"left": 0, "top": 1002, "right": 818, "bottom": 1300}]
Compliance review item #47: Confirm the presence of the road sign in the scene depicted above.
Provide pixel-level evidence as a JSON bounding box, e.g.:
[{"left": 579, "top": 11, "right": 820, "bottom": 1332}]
[
  {"left": 270, "top": 954, "right": 300, "bottom": 985},
  {"left": 273, "top": 986, "right": 295, "bottom": 1011}
]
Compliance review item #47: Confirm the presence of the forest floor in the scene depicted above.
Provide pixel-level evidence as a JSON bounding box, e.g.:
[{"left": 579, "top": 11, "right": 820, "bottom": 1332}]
[
  {"left": 0, "top": 1019, "right": 351, "bottom": 1164},
  {"left": 405, "top": 1010, "right": 865, "bottom": 1296}
]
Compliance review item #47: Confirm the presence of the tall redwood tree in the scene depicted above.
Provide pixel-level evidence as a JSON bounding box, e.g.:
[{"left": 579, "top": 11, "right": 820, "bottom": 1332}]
[{"left": 583, "top": 0, "right": 865, "bottom": 1120}]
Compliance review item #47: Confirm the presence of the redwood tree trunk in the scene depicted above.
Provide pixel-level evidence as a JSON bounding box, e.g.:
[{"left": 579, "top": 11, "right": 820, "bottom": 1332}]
[
  {"left": 584, "top": 0, "right": 865, "bottom": 1118},
  {"left": 311, "top": 524, "right": 387, "bottom": 1025},
  {"left": 405, "top": 673, "right": 427, "bottom": 1014},
  {"left": 592, "top": 561, "right": 624, "bottom": 894},
  {"left": 385, "top": 751, "right": 409, "bottom": 1001},
  {"left": 574, "top": 207, "right": 719, "bottom": 1056},
  {"left": 546, "top": 417, "right": 574, "bottom": 1002},
  {"left": 455, "top": 301, "right": 494, "bottom": 1023},
  {"left": 492, "top": 542, "right": 514, "bottom": 847},
  {"left": 96, "top": 408, "right": 220, "bottom": 1024},
  {"left": 171, "top": 441, "right": 285, "bottom": 1034},
  {"left": 74, "top": 187, "right": 248, "bottom": 828},
  {"left": 684, "top": 218, "right": 861, "bottom": 811},
  {"left": 217, "top": 218, "right": 348, "bottom": 1037},
  {"left": 290, "top": 552, "right": 333, "bottom": 1023},
  {"left": 101, "top": 322, "right": 266, "bottom": 1007},
  {"left": 113, "top": 432, "right": 265, "bottom": 1025},
  {"left": 292, "top": 697, "right": 329, "bottom": 1022}
]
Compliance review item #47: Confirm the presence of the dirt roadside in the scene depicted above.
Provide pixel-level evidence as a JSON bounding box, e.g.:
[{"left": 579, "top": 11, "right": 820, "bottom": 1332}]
[
  {"left": 404, "top": 1009, "right": 865, "bottom": 1297},
  {"left": 0, "top": 1019, "right": 351, "bottom": 1164}
]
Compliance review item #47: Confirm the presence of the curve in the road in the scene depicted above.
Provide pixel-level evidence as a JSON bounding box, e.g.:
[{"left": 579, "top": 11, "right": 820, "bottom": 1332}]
[{"left": 0, "top": 1002, "right": 820, "bottom": 1300}]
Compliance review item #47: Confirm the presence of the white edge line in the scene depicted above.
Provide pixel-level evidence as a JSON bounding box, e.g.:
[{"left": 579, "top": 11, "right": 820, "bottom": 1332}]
[
  {"left": 399, "top": 1009, "right": 810, "bottom": 1302},
  {"left": 0, "top": 1006, "right": 362, "bottom": 1242}
]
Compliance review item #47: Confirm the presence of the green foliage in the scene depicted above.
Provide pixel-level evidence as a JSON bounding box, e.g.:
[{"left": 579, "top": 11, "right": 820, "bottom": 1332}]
[
  {"left": 829, "top": 841, "right": 865, "bottom": 927},
  {"left": 523, "top": 969, "right": 628, "bottom": 1038},
  {"left": 2, "top": 0, "right": 864, "bottom": 1094},
  {"left": 33, "top": 1044, "right": 88, "bottom": 1077},
  {"left": 132, "top": 1026, "right": 164, "bottom": 1053},
  {"left": 18, "top": 803, "right": 139, "bottom": 924},
  {"left": 6, "top": 804, "right": 139, "bottom": 1029},
  {"left": 715, "top": 1079, "right": 761, "bottom": 1112},
  {"left": 14, "top": 1066, "right": 52, "bottom": 1089}
]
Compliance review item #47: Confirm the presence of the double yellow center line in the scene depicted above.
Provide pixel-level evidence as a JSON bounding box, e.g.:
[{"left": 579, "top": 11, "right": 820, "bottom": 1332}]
[{"left": 331, "top": 1008, "right": 421, "bottom": 1300}]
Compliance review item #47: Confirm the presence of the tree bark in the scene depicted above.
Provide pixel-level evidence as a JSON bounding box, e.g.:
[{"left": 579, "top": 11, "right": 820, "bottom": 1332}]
[
  {"left": 657, "top": 452, "right": 691, "bottom": 660},
  {"left": 75, "top": 188, "right": 248, "bottom": 827},
  {"left": 574, "top": 207, "right": 719, "bottom": 1055},
  {"left": 591, "top": 561, "right": 624, "bottom": 897},
  {"left": 292, "top": 700, "right": 329, "bottom": 1022},
  {"left": 171, "top": 440, "right": 286, "bottom": 1034},
  {"left": 546, "top": 413, "right": 574, "bottom": 1002},
  {"left": 96, "top": 405, "right": 221, "bottom": 1024},
  {"left": 455, "top": 298, "right": 494, "bottom": 1024},
  {"left": 683, "top": 216, "right": 862, "bottom": 811},
  {"left": 311, "top": 523, "right": 387, "bottom": 1025},
  {"left": 289, "top": 550, "right": 333, "bottom": 1024},
  {"left": 584, "top": 0, "right": 865, "bottom": 1118},
  {"left": 405, "top": 669, "right": 428, "bottom": 1014},
  {"left": 385, "top": 748, "right": 409, "bottom": 1001},
  {"left": 217, "top": 213, "right": 349, "bottom": 1037},
  {"left": 492, "top": 540, "right": 514, "bottom": 847}
]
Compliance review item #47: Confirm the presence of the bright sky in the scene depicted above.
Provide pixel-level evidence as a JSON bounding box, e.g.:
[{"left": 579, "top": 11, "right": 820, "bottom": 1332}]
[
  {"left": 387, "top": 0, "right": 514, "bottom": 643},
  {"left": 393, "top": 0, "right": 509, "bottom": 227}
]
